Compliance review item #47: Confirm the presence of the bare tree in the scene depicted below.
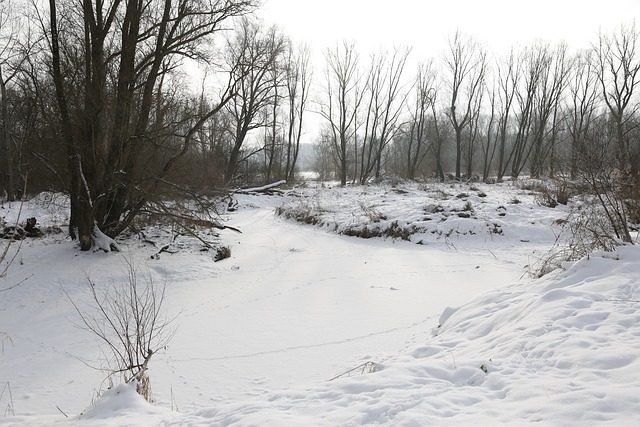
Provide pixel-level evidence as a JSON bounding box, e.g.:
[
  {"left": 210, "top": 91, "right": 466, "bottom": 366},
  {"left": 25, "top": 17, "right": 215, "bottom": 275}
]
[
  {"left": 65, "top": 261, "right": 177, "bottom": 401},
  {"left": 405, "top": 60, "right": 437, "bottom": 180},
  {"left": 530, "top": 44, "right": 570, "bottom": 178},
  {"left": 480, "top": 78, "right": 498, "bottom": 182},
  {"left": 283, "top": 42, "right": 312, "bottom": 182},
  {"left": 0, "top": 0, "right": 25, "bottom": 202},
  {"left": 495, "top": 50, "right": 519, "bottom": 181},
  {"left": 262, "top": 37, "right": 287, "bottom": 185},
  {"left": 313, "top": 126, "right": 337, "bottom": 181},
  {"left": 464, "top": 81, "right": 484, "bottom": 179},
  {"left": 575, "top": 116, "right": 634, "bottom": 243},
  {"left": 320, "top": 41, "right": 364, "bottom": 186},
  {"left": 430, "top": 89, "right": 450, "bottom": 181},
  {"left": 224, "top": 18, "right": 285, "bottom": 185},
  {"left": 566, "top": 49, "right": 599, "bottom": 179},
  {"left": 594, "top": 22, "right": 640, "bottom": 174},
  {"left": 507, "top": 44, "right": 546, "bottom": 179},
  {"left": 443, "top": 31, "right": 487, "bottom": 180},
  {"left": 357, "top": 47, "right": 410, "bottom": 183},
  {"left": 46, "top": 0, "right": 256, "bottom": 251},
  {"left": 529, "top": 43, "right": 570, "bottom": 179}
]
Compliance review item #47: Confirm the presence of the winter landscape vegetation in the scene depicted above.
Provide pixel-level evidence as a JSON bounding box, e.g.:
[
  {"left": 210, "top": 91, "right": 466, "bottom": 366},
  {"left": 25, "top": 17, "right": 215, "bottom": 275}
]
[{"left": 1, "top": 0, "right": 640, "bottom": 425}]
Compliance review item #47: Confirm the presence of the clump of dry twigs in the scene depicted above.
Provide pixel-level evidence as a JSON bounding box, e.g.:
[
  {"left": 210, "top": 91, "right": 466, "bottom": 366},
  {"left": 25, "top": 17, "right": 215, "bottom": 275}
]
[{"left": 64, "top": 259, "right": 178, "bottom": 402}]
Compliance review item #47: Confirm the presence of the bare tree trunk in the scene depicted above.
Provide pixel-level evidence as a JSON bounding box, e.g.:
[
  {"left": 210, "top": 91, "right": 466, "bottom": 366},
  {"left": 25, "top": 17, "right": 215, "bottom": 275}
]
[
  {"left": 225, "top": 19, "right": 284, "bottom": 184},
  {"left": 481, "top": 86, "right": 497, "bottom": 182},
  {"left": 320, "top": 41, "right": 364, "bottom": 187},
  {"left": 444, "top": 31, "right": 487, "bottom": 180},
  {"left": 48, "top": 0, "right": 256, "bottom": 250},
  {"left": 495, "top": 51, "right": 518, "bottom": 181},
  {"left": 567, "top": 50, "right": 598, "bottom": 180},
  {"left": 358, "top": 47, "right": 409, "bottom": 183},
  {"left": 595, "top": 22, "right": 640, "bottom": 174},
  {"left": 283, "top": 43, "right": 311, "bottom": 182},
  {"left": 0, "top": 66, "right": 15, "bottom": 201}
]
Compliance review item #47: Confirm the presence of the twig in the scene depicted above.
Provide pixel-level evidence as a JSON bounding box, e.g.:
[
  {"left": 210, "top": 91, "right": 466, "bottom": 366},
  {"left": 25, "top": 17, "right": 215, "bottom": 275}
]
[
  {"left": 0, "top": 274, "right": 33, "bottom": 292},
  {"left": 329, "top": 361, "right": 378, "bottom": 381},
  {"left": 170, "top": 385, "right": 179, "bottom": 412},
  {"left": 0, "top": 382, "right": 15, "bottom": 417},
  {"left": 56, "top": 405, "right": 68, "bottom": 418}
]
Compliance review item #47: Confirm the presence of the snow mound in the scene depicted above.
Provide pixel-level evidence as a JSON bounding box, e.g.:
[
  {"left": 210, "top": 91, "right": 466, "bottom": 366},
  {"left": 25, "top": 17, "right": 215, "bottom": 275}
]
[
  {"left": 81, "top": 383, "right": 151, "bottom": 420},
  {"left": 191, "top": 246, "right": 640, "bottom": 425},
  {"left": 276, "top": 181, "right": 569, "bottom": 245},
  {"left": 2, "top": 184, "right": 639, "bottom": 425}
]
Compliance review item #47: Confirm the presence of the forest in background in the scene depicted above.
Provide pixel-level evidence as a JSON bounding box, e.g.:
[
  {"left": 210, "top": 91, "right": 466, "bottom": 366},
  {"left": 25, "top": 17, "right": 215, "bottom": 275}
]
[{"left": 0, "top": 0, "right": 639, "bottom": 248}]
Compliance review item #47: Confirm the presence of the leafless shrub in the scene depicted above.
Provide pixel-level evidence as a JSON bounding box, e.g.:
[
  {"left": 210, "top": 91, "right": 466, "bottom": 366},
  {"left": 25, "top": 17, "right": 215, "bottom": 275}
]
[
  {"left": 343, "top": 222, "right": 416, "bottom": 241},
  {"left": 583, "top": 169, "right": 634, "bottom": 243},
  {"left": 534, "top": 180, "right": 571, "bottom": 208},
  {"left": 359, "top": 202, "right": 386, "bottom": 223},
  {"left": 275, "top": 198, "right": 329, "bottom": 226},
  {"left": 535, "top": 188, "right": 559, "bottom": 208},
  {"left": 624, "top": 176, "right": 640, "bottom": 225},
  {"left": 65, "top": 260, "right": 177, "bottom": 402},
  {"left": 529, "top": 203, "right": 618, "bottom": 277},
  {"left": 516, "top": 179, "right": 545, "bottom": 192}
]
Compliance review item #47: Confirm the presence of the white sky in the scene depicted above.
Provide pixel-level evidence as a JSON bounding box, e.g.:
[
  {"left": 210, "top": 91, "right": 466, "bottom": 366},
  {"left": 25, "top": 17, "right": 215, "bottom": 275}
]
[
  {"left": 258, "top": 0, "right": 639, "bottom": 143},
  {"left": 260, "top": 0, "right": 639, "bottom": 58}
]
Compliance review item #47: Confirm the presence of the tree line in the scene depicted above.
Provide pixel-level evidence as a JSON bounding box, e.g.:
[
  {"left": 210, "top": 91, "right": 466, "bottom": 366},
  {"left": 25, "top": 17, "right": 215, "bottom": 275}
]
[
  {"left": 0, "top": 0, "right": 638, "bottom": 249},
  {"left": 317, "top": 26, "right": 640, "bottom": 188}
]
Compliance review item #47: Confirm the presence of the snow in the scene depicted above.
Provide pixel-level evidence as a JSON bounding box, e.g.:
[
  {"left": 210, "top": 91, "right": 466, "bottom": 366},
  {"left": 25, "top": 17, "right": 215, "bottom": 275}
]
[{"left": 1, "top": 180, "right": 639, "bottom": 425}]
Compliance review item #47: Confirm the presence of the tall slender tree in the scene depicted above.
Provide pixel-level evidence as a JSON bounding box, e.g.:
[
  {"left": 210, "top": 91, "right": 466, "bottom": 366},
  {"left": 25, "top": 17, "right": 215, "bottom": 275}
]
[
  {"left": 594, "top": 22, "right": 640, "bottom": 174},
  {"left": 358, "top": 47, "right": 410, "bottom": 183},
  {"left": 444, "top": 31, "right": 487, "bottom": 180},
  {"left": 320, "top": 41, "right": 364, "bottom": 186},
  {"left": 283, "top": 42, "right": 312, "bottom": 182},
  {"left": 405, "top": 60, "right": 437, "bottom": 180},
  {"left": 224, "top": 17, "right": 285, "bottom": 184},
  {"left": 566, "top": 49, "right": 599, "bottom": 179}
]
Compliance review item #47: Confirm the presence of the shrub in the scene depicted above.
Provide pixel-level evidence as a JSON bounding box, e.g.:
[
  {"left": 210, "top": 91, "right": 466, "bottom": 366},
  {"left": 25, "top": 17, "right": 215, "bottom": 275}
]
[
  {"left": 530, "top": 203, "right": 618, "bottom": 277},
  {"left": 534, "top": 180, "right": 571, "bottom": 208},
  {"left": 65, "top": 260, "right": 177, "bottom": 402}
]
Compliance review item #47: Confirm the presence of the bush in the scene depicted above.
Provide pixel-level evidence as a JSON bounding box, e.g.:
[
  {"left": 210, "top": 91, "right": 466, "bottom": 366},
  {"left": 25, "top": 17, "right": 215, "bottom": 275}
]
[
  {"left": 530, "top": 203, "right": 618, "bottom": 277},
  {"left": 534, "top": 180, "right": 571, "bottom": 208},
  {"left": 65, "top": 260, "right": 177, "bottom": 402}
]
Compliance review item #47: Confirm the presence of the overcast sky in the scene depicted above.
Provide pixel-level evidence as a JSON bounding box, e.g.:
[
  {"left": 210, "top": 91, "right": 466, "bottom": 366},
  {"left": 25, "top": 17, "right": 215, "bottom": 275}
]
[
  {"left": 260, "top": 0, "right": 639, "bottom": 58},
  {"left": 258, "top": 1, "right": 638, "bottom": 143}
]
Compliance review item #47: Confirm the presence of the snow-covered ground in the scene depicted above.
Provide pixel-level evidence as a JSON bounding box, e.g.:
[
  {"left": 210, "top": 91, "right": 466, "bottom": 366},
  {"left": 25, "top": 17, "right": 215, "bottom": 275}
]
[{"left": 1, "top": 180, "right": 639, "bottom": 425}]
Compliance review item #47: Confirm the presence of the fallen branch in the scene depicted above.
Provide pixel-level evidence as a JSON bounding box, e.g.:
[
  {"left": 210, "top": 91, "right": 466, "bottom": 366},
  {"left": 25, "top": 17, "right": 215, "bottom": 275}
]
[
  {"left": 329, "top": 361, "right": 378, "bottom": 381},
  {"left": 233, "top": 180, "right": 287, "bottom": 195}
]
